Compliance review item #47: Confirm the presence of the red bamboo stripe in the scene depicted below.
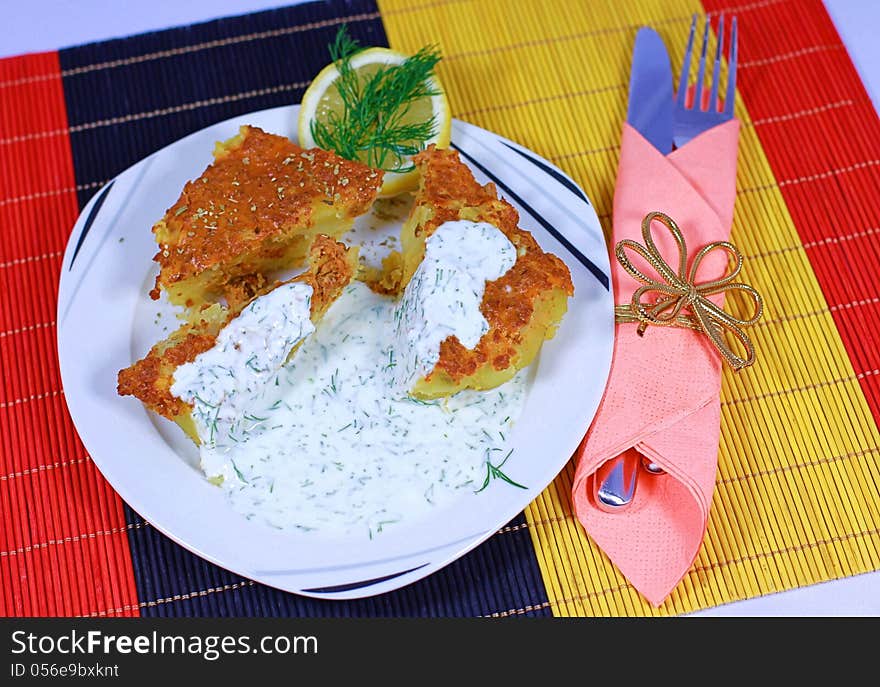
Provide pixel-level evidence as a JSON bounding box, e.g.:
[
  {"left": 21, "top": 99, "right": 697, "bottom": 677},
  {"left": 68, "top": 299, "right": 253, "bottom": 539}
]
[
  {"left": 701, "top": 0, "right": 880, "bottom": 421},
  {"left": 0, "top": 52, "right": 140, "bottom": 617}
]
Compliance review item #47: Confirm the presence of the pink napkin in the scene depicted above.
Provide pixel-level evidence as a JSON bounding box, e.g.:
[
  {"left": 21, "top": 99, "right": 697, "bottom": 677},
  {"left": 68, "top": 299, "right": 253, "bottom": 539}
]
[{"left": 572, "top": 118, "right": 741, "bottom": 606}]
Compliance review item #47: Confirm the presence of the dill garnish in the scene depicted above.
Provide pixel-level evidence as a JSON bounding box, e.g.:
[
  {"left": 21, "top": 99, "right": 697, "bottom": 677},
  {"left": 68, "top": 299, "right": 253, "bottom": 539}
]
[
  {"left": 231, "top": 461, "right": 249, "bottom": 484},
  {"left": 475, "top": 449, "right": 527, "bottom": 493},
  {"left": 192, "top": 393, "right": 217, "bottom": 409},
  {"left": 310, "top": 25, "right": 441, "bottom": 173}
]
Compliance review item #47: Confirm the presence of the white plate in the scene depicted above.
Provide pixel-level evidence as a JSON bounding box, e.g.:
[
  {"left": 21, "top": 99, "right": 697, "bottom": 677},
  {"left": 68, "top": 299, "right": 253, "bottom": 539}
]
[{"left": 57, "top": 105, "right": 613, "bottom": 600}]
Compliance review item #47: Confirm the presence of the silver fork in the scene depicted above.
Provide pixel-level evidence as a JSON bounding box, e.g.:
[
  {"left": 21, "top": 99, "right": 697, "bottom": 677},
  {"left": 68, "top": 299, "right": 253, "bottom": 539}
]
[
  {"left": 593, "top": 16, "right": 738, "bottom": 513},
  {"left": 672, "top": 13, "right": 738, "bottom": 149}
]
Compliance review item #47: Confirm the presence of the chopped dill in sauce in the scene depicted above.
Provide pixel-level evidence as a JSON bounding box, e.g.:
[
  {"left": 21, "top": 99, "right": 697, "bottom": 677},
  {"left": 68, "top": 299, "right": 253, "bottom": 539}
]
[
  {"left": 170, "top": 281, "right": 315, "bottom": 449},
  {"left": 391, "top": 220, "right": 516, "bottom": 392},
  {"left": 169, "top": 221, "right": 527, "bottom": 538}
]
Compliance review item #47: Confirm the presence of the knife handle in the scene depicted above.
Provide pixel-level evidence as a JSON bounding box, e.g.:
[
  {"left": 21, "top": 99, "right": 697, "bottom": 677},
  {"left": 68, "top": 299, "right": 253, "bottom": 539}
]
[{"left": 592, "top": 451, "right": 640, "bottom": 512}]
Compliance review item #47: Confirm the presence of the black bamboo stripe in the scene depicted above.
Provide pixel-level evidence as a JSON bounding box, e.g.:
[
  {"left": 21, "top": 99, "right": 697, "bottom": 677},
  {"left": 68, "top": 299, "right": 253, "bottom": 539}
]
[
  {"left": 60, "top": 0, "right": 388, "bottom": 209},
  {"left": 65, "top": 0, "right": 552, "bottom": 618},
  {"left": 123, "top": 506, "right": 551, "bottom": 617}
]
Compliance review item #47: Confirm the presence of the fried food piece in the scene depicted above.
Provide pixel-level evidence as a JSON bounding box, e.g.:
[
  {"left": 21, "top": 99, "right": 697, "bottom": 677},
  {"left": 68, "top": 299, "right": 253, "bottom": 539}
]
[
  {"left": 398, "top": 145, "right": 574, "bottom": 398},
  {"left": 119, "top": 236, "right": 358, "bottom": 442},
  {"left": 150, "top": 125, "right": 382, "bottom": 308}
]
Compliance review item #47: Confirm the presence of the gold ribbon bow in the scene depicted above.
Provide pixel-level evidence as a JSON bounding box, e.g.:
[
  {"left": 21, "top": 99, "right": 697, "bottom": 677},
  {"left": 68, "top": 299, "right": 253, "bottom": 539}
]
[{"left": 613, "top": 211, "right": 764, "bottom": 370}]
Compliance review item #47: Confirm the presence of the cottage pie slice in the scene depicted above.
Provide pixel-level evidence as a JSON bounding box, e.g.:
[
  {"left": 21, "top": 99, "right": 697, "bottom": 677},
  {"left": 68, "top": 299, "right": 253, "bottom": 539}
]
[
  {"left": 150, "top": 125, "right": 382, "bottom": 308},
  {"left": 392, "top": 145, "right": 574, "bottom": 399},
  {"left": 120, "top": 236, "right": 357, "bottom": 443}
]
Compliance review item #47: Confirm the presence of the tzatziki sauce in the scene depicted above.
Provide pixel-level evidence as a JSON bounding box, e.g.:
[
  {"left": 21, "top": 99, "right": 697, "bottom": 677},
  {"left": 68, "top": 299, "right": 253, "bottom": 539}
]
[
  {"left": 392, "top": 220, "right": 516, "bottom": 392},
  {"left": 170, "top": 281, "right": 314, "bottom": 445},
  {"left": 173, "top": 220, "right": 527, "bottom": 538}
]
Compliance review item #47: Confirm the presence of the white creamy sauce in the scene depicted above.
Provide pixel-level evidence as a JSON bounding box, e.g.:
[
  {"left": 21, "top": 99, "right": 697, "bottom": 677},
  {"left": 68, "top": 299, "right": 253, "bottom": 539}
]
[
  {"left": 392, "top": 220, "right": 517, "bottom": 392},
  {"left": 172, "top": 221, "right": 527, "bottom": 538},
  {"left": 170, "top": 282, "right": 314, "bottom": 446}
]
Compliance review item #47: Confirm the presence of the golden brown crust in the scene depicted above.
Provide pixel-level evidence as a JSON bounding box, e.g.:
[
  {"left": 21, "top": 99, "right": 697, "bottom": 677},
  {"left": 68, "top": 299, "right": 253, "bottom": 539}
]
[
  {"left": 117, "top": 311, "right": 227, "bottom": 421},
  {"left": 409, "top": 145, "right": 574, "bottom": 383},
  {"left": 304, "top": 235, "right": 359, "bottom": 318},
  {"left": 150, "top": 125, "right": 381, "bottom": 305},
  {"left": 119, "top": 236, "right": 357, "bottom": 422}
]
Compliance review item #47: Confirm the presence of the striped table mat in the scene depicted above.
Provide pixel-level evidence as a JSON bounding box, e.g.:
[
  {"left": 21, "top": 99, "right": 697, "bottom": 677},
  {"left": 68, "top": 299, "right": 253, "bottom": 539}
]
[{"left": 2, "top": 0, "right": 879, "bottom": 617}]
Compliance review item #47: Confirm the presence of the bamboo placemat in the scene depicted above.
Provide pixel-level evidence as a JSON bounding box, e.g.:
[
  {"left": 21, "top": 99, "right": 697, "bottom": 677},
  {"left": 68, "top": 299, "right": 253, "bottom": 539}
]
[{"left": 2, "top": 0, "right": 878, "bottom": 616}]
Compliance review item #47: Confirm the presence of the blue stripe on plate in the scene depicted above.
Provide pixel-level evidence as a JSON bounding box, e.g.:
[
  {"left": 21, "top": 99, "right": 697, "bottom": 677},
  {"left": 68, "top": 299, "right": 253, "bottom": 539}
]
[
  {"left": 450, "top": 142, "right": 610, "bottom": 291},
  {"left": 68, "top": 180, "right": 115, "bottom": 270},
  {"left": 501, "top": 142, "right": 591, "bottom": 205},
  {"left": 301, "top": 565, "right": 429, "bottom": 594},
  {"left": 61, "top": 0, "right": 552, "bottom": 617}
]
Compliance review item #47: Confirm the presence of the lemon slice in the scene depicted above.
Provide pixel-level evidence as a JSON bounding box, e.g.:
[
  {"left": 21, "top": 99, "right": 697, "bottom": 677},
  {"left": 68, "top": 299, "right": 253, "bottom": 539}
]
[{"left": 298, "top": 47, "right": 451, "bottom": 197}]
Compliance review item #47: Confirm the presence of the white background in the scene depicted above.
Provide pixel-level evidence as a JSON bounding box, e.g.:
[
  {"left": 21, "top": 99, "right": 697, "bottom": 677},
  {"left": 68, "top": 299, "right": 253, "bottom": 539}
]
[{"left": 3, "top": 0, "right": 879, "bottom": 616}]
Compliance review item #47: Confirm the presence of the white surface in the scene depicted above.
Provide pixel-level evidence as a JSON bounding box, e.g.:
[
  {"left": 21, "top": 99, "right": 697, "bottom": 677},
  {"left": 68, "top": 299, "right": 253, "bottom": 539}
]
[
  {"left": 826, "top": 0, "right": 880, "bottom": 109},
  {"left": 57, "top": 106, "right": 614, "bottom": 599},
  {"left": 9, "top": 0, "right": 880, "bottom": 615}
]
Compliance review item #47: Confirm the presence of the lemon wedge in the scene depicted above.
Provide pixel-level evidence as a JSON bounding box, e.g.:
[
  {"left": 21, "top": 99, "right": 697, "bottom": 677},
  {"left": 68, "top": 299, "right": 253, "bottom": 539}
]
[{"left": 298, "top": 47, "right": 451, "bottom": 197}]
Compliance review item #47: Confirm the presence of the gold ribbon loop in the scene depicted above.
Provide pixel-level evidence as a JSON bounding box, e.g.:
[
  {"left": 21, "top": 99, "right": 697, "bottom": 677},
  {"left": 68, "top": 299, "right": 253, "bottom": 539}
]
[{"left": 614, "top": 211, "right": 764, "bottom": 371}]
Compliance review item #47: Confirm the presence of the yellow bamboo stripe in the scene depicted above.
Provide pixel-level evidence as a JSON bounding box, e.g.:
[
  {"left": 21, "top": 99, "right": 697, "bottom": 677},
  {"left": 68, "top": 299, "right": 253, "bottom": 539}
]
[{"left": 379, "top": 0, "right": 880, "bottom": 615}]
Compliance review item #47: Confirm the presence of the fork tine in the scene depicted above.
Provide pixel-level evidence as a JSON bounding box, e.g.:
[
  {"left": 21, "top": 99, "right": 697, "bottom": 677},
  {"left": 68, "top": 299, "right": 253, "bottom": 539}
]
[
  {"left": 694, "top": 16, "right": 710, "bottom": 110},
  {"left": 725, "top": 15, "right": 738, "bottom": 117},
  {"left": 710, "top": 14, "right": 724, "bottom": 112},
  {"left": 676, "top": 14, "right": 697, "bottom": 108}
]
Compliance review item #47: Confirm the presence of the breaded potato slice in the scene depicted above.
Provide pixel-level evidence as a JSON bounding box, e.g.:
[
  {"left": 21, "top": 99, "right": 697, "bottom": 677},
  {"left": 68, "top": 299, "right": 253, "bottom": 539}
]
[
  {"left": 119, "top": 236, "right": 358, "bottom": 442},
  {"left": 398, "top": 145, "right": 574, "bottom": 398},
  {"left": 150, "top": 125, "right": 382, "bottom": 308}
]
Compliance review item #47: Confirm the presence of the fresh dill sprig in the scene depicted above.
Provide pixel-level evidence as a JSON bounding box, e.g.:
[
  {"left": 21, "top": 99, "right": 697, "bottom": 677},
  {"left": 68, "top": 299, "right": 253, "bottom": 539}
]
[
  {"left": 475, "top": 449, "right": 527, "bottom": 493},
  {"left": 310, "top": 25, "right": 442, "bottom": 173}
]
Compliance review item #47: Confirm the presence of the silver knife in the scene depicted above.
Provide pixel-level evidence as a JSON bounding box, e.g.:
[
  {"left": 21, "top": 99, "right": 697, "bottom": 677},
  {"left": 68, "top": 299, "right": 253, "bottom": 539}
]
[
  {"left": 593, "top": 454, "right": 639, "bottom": 512},
  {"left": 626, "top": 27, "right": 674, "bottom": 154},
  {"left": 592, "top": 28, "right": 673, "bottom": 512}
]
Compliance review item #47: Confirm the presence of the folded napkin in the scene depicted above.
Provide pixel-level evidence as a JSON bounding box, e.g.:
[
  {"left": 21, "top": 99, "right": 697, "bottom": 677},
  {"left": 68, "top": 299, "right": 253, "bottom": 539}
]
[{"left": 572, "top": 118, "right": 741, "bottom": 606}]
